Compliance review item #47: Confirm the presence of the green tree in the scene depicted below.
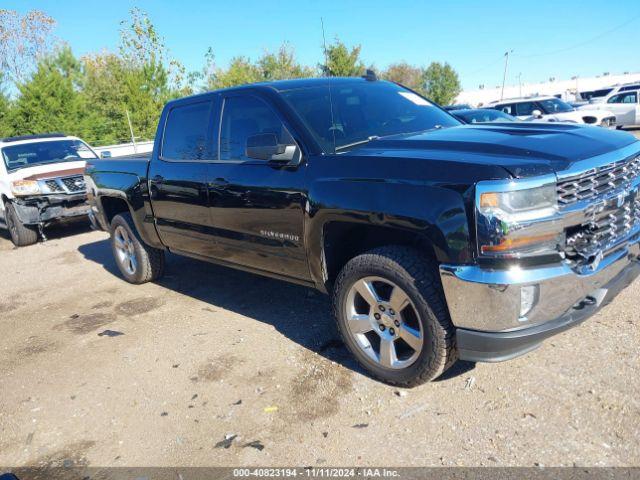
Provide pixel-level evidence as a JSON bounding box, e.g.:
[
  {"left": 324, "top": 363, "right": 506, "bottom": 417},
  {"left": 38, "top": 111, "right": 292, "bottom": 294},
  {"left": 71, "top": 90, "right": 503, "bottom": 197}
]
[
  {"left": 422, "top": 62, "right": 461, "bottom": 105},
  {"left": 258, "top": 43, "right": 315, "bottom": 81},
  {"left": 79, "top": 53, "right": 130, "bottom": 144},
  {"left": 112, "top": 8, "right": 177, "bottom": 142},
  {"left": 11, "top": 46, "right": 84, "bottom": 136},
  {"left": 208, "top": 56, "right": 261, "bottom": 89},
  {"left": 320, "top": 39, "right": 365, "bottom": 77},
  {"left": 382, "top": 62, "right": 425, "bottom": 95},
  {"left": 0, "top": 84, "right": 13, "bottom": 137}
]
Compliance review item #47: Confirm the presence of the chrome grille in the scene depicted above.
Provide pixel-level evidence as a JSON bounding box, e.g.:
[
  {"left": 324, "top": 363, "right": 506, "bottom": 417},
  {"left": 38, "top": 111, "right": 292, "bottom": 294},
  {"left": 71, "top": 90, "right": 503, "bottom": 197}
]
[
  {"left": 45, "top": 179, "right": 65, "bottom": 193},
  {"left": 561, "top": 153, "right": 640, "bottom": 265},
  {"left": 60, "top": 175, "right": 86, "bottom": 192},
  {"left": 565, "top": 193, "right": 640, "bottom": 262},
  {"left": 557, "top": 155, "right": 640, "bottom": 205}
]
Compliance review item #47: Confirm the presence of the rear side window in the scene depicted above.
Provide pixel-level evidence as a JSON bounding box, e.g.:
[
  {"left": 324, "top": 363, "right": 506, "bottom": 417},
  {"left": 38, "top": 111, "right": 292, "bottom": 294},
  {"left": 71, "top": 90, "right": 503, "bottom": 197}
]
[{"left": 162, "top": 101, "right": 213, "bottom": 160}]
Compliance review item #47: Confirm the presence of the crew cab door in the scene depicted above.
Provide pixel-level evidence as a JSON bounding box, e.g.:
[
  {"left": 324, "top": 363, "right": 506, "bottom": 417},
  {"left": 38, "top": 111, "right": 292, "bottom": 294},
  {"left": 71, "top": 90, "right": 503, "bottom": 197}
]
[
  {"left": 206, "top": 92, "right": 310, "bottom": 281},
  {"left": 148, "top": 97, "right": 218, "bottom": 256},
  {"left": 606, "top": 92, "right": 638, "bottom": 125}
]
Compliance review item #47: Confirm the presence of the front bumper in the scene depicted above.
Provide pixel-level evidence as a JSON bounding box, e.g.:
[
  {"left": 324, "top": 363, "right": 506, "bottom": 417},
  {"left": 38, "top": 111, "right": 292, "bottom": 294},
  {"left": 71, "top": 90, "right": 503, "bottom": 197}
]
[
  {"left": 440, "top": 236, "right": 640, "bottom": 362},
  {"left": 12, "top": 194, "right": 90, "bottom": 225}
]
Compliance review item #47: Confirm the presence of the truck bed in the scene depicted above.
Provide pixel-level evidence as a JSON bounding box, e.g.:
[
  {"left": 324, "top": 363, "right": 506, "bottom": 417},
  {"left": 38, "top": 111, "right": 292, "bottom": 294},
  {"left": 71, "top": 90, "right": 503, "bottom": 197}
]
[{"left": 86, "top": 156, "right": 150, "bottom": 178}]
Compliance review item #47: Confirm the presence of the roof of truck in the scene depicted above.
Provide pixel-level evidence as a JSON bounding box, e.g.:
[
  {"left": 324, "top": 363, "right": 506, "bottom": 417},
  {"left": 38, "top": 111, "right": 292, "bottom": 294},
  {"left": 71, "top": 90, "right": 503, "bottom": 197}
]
[
  {"left": 174, "top": 77, "right": 388, "bottom": 104},
  {"left": 0, "top": 134, "right": 82, "bottom": 148},
  {"left": 490, "top": 96, "right": 559, "bottom": 105}
]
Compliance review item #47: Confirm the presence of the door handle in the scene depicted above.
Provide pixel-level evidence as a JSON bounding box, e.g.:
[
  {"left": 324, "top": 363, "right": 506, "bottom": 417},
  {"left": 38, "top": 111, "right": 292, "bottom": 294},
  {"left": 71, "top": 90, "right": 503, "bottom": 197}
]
[{"left": 152, "top": 175, "right": 165, "bottom": 184}]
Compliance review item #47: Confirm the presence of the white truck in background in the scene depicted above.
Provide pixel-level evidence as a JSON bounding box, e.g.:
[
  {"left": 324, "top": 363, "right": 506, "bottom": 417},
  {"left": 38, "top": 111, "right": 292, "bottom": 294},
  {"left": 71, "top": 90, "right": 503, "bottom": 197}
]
[
  {"left": 0, "top": 133, "right": 96, "bottom": 246},
  {"left": 580, "top": 89, "right": 640, "bottom": 128}
]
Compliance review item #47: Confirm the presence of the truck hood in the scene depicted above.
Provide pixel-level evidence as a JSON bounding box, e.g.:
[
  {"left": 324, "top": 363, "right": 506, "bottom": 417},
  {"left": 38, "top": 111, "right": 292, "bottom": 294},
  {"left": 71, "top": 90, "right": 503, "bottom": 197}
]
[
  {"left": 360, "top": 123, "right": 639, "bottom": 178},
  {"left": 6, "top": 160, "right": 87, "bottom": 182}
]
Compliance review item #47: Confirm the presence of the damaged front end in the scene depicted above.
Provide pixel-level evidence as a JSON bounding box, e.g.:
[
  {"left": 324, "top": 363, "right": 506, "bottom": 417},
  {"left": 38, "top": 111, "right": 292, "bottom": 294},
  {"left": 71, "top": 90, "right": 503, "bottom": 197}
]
[
  {"left": 10, "top": 173, "right": 90, "bottom": 232},
  {"left": 11, "top": 193, "right": 90, "bottom": 226}
]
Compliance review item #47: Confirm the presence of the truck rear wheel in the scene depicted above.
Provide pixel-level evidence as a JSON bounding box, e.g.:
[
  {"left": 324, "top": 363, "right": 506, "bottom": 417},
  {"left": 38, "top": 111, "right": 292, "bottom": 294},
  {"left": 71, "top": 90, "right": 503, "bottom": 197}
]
[
  {"left": 5, "top": 202, "right": 38, "bottom": 247},
  {"left": 110, "top": 212, "right": 165, "bottom": 284},
  {"left": 333, "top": 246, "right": 456, "bottom": 387}
]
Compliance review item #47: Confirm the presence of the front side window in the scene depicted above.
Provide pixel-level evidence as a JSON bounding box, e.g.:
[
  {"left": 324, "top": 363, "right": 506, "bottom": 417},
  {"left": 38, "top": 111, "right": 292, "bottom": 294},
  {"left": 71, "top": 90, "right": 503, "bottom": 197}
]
[
  {"left": 162, "top": 101, "right": 213, "bottom": 160},
  {"left": 219, "top": 95, "right": 293, "bottom": 161},
  {"left": 622, "top": 92, "right": 638, "bottom": 104},
  {"left": 515, "top": 102, "right": 539, "bottom": 116},
  {"left": 280, "top": 80, "right": 460, "bottom": 153},
  {"left": 538, "top": 98, "right": 574, "bottom": 113},
  {"left": 1, "top": 139, "right": 97, "bottom": 172},
  {"left": 496, "top": 104, "right": 516, "bottom": 115},
  {"left": 608, "top": 94, "right": 623, "bottom": 104}
]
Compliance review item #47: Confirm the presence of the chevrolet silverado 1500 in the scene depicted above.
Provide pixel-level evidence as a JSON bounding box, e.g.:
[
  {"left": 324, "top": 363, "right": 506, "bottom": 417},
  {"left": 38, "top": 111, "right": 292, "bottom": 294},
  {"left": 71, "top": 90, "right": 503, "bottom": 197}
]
[{"left": 85, "top": 77, "right": 640, "bottom": 386}]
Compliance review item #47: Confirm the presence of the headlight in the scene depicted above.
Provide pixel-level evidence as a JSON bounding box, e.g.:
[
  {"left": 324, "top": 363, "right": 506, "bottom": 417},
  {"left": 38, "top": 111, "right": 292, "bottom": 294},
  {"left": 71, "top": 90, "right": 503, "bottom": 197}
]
[
  {"left": 476, "top": 175, "right": 563, "bottom": 258},
  {"left": 11, "top": 180, "right": 41, "bottom": 196}
]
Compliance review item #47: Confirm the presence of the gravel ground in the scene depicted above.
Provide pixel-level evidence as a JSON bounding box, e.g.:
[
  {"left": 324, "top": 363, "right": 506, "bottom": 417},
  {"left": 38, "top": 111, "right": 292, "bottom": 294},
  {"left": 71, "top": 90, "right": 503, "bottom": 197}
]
[
  {"left": 0, "top": 128, "right": 639, "bottom": 469},
  {"left": 0, "top": 224, "right": 638, "bottom": 469}
]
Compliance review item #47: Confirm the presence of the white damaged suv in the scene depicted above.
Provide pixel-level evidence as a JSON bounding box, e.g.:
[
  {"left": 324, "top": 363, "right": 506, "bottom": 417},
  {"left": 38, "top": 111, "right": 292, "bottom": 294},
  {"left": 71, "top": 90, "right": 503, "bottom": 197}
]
[
  {"left": 0, "top": 133, "right": 97, "bottom": 246},
  {"left": 489, "top": 96, "right": 617, "bottom": 128}
]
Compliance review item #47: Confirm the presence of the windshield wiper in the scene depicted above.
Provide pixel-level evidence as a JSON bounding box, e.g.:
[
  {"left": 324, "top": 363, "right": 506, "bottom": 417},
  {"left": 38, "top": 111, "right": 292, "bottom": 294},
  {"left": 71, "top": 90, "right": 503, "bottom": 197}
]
[{"left": 335, "top": 135, "right": 380, "bottom": 152}]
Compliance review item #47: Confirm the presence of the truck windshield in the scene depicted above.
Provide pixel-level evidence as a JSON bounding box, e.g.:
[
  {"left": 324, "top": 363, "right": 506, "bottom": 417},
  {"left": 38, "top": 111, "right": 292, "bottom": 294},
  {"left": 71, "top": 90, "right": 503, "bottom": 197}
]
[
  {"left": 280, "top": 80, "right": 461, "bottom": 153},
  {"left": 1, "top": 139, "right": 97, "bottom": 172}
]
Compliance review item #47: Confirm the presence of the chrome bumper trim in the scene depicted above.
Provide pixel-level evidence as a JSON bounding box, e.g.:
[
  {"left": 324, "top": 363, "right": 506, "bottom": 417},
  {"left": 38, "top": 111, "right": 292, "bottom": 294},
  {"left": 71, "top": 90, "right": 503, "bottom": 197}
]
[{"left": 440, "top": 236, "right": 640, "bottom": 332}]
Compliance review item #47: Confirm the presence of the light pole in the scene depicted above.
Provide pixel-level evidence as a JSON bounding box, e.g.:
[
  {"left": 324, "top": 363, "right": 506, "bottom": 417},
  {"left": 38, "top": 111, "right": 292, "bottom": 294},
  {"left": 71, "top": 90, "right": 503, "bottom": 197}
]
[
  {"left": 500, "top": 50, "right": 513, "bottom": 101},
  {"left": 517, "top": 72, "right": 522, "bottom": 97}
]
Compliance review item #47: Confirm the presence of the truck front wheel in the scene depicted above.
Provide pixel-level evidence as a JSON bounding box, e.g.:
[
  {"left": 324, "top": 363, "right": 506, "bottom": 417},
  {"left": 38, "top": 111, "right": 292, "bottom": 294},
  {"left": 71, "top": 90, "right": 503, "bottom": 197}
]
[
  {"left": 333, "top": 246, "right": 456, "bottom": 387},
  {"left": 5, "top": 202, "right": 38, "bottom": 247},
  {"left": 110, "top": 212, "right": 165, "bottom": 284}
]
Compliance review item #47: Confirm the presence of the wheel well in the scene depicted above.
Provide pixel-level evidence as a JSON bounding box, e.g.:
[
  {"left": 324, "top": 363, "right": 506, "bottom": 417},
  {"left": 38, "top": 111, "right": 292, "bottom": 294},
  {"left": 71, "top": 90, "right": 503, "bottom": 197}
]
[
  {"left": 100, "top": 196, "right": 130, "bottom": 226},
  {"left": 322, "top": 222, "right": 436, "bottom": 288}
]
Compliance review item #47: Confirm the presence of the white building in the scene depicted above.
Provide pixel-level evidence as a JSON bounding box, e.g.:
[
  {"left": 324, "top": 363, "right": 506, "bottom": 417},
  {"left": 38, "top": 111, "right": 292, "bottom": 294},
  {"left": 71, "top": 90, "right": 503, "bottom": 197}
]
[{"left": 456, "top": 71, "right": 640, "bottom": 107}]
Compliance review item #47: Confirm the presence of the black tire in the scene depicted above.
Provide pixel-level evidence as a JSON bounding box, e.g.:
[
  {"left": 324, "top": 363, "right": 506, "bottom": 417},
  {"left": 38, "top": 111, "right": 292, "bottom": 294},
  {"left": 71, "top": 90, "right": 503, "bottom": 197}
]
[
  {"left": 5, "top": 202, "right": 38, "bottom": 247},
  {"left": 333, "top": 246, "right": 456, "bottom": 387},
  {"left": 110, "top": 212, "right": 165, "bottom": 284}
]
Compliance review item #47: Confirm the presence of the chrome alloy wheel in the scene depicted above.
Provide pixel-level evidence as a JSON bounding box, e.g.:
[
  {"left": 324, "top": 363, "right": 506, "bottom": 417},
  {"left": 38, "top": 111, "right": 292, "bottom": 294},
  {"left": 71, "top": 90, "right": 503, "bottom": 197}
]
[
  {"left": 114, "top": 225, "right": 137, "bottom": 275},
  {"left": 344, "top": 276, "right": 424, "bottom": 369}
]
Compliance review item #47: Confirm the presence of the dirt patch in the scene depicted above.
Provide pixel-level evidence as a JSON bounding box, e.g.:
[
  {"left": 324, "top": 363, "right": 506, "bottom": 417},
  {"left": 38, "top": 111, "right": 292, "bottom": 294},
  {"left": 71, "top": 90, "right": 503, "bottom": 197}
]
[
  {"left": 194, "top": 356, "right": 240, "bottom": 382},
  {"left": 54, "top": 313, "right": 117, "bottom": 335},
  {"left": 287, "top": 350, "right": 353, "bottom": 421},
  {"left": 0, "top": 296, "right": 24, "bottom": 313},
  {"left": 15, "top": 337, "right": 58, "bottom": 358},
  {"left": 55, "top": 251, "right": 81, "bottom": 265},
  {"left": 91, "top": 301, "right": 114, "bottom": 310},
  {"left": 17, "top": 440, "right": 96, "bottom": 478},
  {"left": 115, "top": 297, "right": 164, "bottom": 317}
]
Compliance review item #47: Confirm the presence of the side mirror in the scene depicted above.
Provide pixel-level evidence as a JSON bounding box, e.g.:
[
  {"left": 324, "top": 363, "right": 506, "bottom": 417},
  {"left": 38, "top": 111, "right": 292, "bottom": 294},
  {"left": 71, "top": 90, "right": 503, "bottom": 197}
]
[
  {"left": 531, "top": 109, "right": 543, "bottom": 118},
  {"left": 246, "top": 133, "right": 299, "bottom": 163},
  {"left": 100, "top": 151, "right": 112, "bottom": 159}
]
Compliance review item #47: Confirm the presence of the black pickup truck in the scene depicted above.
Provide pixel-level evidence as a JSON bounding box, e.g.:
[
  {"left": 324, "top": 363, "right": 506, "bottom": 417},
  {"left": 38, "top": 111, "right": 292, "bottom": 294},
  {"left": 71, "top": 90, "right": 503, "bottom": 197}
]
[{"left": 86, "top": 77, "right": 640, "bottom": 386}]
